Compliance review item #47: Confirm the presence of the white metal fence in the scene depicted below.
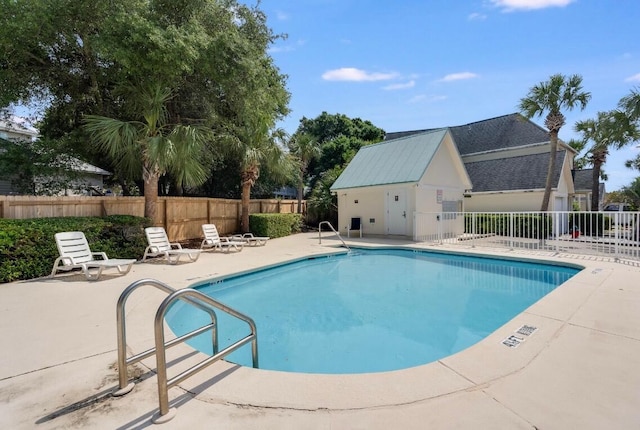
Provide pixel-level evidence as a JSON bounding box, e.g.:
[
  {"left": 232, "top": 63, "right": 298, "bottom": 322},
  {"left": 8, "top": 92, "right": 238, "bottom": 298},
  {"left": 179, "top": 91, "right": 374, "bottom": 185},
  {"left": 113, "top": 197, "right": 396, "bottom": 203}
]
[{"left": 414, "top": 211, "right": 640, "bottom": 262}]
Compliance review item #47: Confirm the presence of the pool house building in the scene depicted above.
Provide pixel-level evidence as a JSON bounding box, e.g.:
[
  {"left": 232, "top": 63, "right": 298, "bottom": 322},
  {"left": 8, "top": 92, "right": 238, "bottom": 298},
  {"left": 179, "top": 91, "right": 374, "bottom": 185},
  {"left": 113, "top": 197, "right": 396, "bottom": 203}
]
[
  {"left": 332, "top": 113, "right": 580, "bottom": 240},
  {"left": 330, "top": 128, "right": 472, "bottom": 238}
]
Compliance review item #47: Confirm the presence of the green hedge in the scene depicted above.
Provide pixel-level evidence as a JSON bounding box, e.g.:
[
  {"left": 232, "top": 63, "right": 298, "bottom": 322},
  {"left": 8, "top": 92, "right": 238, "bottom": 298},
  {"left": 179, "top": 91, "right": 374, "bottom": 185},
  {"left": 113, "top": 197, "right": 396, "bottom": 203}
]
[
  {"left": 248, "top": 213, "right": 303, "bottom": 238},
  {"left": 465, "top": 213, "right": 553, "bottom": 238},
  {"left": 0, "top": 215, "right": 151, "bottom": 283},
  {"left": 569, "top": 212, "right": 611, "bottom": 237}
]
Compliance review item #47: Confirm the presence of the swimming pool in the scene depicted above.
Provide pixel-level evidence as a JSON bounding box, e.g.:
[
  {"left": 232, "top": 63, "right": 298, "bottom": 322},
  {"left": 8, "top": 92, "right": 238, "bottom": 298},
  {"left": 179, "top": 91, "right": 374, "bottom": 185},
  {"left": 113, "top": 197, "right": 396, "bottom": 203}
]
[{"left": 166, "top": 248, "right": 580, "bottom": 374}]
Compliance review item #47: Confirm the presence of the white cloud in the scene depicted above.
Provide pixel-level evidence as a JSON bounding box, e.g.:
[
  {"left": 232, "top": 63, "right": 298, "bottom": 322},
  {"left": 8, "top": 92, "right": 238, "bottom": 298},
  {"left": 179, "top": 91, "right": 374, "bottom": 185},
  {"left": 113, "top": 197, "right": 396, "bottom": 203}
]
[
  {"left": 468, "top": 12, "right": 487, "bottom": 20},
  {"left": 490, "top": 0, "right": 575, "bottom": 11},
  {"left": 439, "top": 72, "right": 479, "bottom": 82},
  {"left": 383, "top": 80, "right": 416, "bottom": 90},
  {"left": 625, "top": 73, "right": 640, "bottom": 82},
  {"left": 322, "top": 68, "right": 398, "bottom": 82},
  {"left": 408, "top": 94, "right": 447, "bottom": 104},
  {"left": 276, "top": 11, "right": 289, "bottom": 20}
]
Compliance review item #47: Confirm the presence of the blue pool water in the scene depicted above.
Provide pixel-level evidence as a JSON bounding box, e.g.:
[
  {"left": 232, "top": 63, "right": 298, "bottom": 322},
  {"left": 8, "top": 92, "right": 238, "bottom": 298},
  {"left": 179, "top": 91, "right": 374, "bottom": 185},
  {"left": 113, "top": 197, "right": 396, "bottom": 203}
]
[{"left": 166, "top": 248, "right": 580, "bottom": 374}]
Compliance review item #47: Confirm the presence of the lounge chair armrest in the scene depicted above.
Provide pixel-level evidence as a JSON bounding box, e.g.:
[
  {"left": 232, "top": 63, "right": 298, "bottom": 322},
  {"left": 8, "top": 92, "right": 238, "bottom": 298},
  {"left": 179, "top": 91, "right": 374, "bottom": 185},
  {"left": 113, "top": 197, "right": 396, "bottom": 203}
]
[
  {"left": 170, "top": 243, "right": 183, "bottom": 249},
  {"left": 91, "top": 252, "right": 109, "bottom": 261},
  {"left": 59, "top": 256, "right": 74, "bottom": 267}
]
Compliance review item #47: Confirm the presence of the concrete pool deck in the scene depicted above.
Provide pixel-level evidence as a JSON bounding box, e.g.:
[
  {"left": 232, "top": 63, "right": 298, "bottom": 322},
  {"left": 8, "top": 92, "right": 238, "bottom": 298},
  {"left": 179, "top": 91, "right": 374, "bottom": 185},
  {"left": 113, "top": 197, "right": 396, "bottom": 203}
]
[{"left": 1, "top": 232, "right": 639, "bottom": 429}]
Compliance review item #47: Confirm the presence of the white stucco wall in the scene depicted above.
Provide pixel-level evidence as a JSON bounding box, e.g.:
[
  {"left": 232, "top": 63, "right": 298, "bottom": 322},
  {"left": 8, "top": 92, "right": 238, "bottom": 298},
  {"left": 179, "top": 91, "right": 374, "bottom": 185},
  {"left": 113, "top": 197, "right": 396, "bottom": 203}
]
[
  {"left": 464, "top": 191, "right": 544, "bottom": 212},
  {"left": 336, "top": 184, "right": 414, "bottom": 236}
]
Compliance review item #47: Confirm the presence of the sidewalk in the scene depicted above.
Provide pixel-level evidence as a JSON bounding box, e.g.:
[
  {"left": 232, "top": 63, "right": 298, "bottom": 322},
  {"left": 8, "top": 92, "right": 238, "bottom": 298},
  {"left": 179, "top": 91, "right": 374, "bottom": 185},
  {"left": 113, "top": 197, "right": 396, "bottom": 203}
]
[{"left": 1, "top": 233, "right": 639, "bottom": 429}]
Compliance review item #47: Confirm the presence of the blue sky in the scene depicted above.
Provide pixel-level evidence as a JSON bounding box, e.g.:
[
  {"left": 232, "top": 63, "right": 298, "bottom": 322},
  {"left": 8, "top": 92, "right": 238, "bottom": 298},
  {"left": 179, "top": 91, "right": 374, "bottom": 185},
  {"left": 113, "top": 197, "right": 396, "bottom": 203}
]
[{"left": 259, "top": 0, "right": 640, "bottom": 192}]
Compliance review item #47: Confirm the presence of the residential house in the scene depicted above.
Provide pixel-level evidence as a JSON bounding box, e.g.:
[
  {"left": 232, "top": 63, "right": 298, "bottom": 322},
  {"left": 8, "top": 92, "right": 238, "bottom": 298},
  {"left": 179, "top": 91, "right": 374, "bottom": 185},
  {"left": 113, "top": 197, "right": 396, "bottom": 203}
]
[
  {"left": 332, "top": 113, "right": 579, "bottom": 238},
  {"left": 330, "top": 128, "right": 471, "bottom": 238},
  {"left": 571, "top": 168, "right": 605, "bottom": 211},
  {"left": 386, "top": 113, "right": 577, "bottom": 213},
  {"left": 0, "top": 117, "right": 111, "bottom": 195}
]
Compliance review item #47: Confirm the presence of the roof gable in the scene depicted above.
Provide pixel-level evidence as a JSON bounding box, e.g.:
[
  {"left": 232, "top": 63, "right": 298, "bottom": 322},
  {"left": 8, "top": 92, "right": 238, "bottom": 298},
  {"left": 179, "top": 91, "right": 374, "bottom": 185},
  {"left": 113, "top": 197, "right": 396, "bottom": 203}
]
[
  {"left": 385, "top": 113, "right": 551, "bottom": 156},
  {"left": 331, "top": 129, "right": 447, "bottom": 190}
]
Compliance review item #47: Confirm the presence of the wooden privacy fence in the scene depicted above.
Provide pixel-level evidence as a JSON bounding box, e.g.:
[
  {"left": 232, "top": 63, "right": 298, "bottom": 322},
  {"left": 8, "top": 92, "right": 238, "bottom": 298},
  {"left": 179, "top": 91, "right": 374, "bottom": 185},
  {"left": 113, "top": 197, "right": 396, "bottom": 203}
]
[{"left": 0, "top": 196, "right": 305, "bottom": 241}]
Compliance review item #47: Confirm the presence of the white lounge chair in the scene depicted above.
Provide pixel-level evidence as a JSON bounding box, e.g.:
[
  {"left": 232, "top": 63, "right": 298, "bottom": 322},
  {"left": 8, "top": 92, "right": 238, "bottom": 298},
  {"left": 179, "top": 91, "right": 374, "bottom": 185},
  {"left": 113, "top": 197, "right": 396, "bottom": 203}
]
[
  {"left": 232, "top": 232, "right": 270, "bottom": 246},
  {"left": 51, "top": 231, "right": 136, "bottom": 281},
  {"left": 201, "top": 224, "right": 245, "bottom": 252},
  {"left": 143, "top": 227, "right": 201, "bottom": 264}
]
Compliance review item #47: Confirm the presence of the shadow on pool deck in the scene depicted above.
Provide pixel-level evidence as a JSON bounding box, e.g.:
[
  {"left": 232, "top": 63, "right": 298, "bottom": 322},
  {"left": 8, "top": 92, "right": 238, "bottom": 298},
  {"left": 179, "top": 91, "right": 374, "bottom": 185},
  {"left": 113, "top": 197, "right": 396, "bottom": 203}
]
[{"left": 1, "top": 232, "right": 639, "bottom": 429}]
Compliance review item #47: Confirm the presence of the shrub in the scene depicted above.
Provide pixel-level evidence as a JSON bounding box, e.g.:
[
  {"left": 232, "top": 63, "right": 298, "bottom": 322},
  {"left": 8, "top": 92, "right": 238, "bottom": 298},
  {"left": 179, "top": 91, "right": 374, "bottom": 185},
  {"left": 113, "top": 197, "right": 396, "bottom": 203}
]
[
  {"left": 465, "top": 213, "right": 552, "bottom": 238},
  {"left": 249, "top": 213, "right": 303, "bottom": 238},
  {"left": 569, "top": 212, "right": 610, "bottom": 237},
  {"left": 0, "top": 215, "right": 151, "bottom": 283}
]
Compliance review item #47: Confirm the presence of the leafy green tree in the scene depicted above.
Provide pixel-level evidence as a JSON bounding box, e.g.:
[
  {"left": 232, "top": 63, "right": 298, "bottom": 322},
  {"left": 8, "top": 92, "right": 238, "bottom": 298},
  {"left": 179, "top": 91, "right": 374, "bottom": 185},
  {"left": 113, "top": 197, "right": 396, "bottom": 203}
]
[
  {"left": 83, "top": 83, "right": 211, "bottom": 221},
  {"left": 620, "top": 178, "right": 640, "bottom": 210},
  {"left": 519, "top": 74, "right": 591, "bottom": 211},
  {"left": 0, "top": 138, "right": 83, "bottom": 195},
  {"left": 287, "top": 133, "right": 321, "bottom": 213},
  {"left": 574, "top": 111, "right": 640, "bottom": 211},
  {"left": 308, "top": 166, "right": 344, "bottom": 225},
  {"left": 1, "top": 0, "right": 290, "bottom": 203},
  {"left": 290, "top": 112, "right": 385, "bottom": 225},
  {"left": 295, "top": 112, "right": 385, "bottom": 189}
]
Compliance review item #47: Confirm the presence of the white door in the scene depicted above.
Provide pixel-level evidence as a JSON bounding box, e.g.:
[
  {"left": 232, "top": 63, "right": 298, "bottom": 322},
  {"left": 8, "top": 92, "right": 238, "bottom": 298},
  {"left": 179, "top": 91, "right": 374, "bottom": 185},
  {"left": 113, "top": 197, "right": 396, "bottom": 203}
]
[{"left": 387, "top": 189, "right": 407, "bottom": 235}]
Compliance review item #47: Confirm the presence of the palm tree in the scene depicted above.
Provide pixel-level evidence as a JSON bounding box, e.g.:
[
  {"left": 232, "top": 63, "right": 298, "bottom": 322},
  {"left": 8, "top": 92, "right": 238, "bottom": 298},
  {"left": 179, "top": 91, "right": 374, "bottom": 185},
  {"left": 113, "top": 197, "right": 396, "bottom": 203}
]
[
  {"left": 519, "top": 74, "right": 591, "bottom": 211},
  {"left": 619, "top": 87, "right": 640, "bottom": 171},
  {"left": 566, "top": 138, "right": 588, "bottom": 170},
  {"left": 287, "top": 132, "right": 321, "bottom": 214},
  {"left": 575, "top": 111, "right": 640, "bottom": 211},
  {"left": 236, "top": 119, "right": 292, "bottom": 233},
  {"left": 619, "top": 87, "right": 640, "bottom": 120},
  {"left": 83, "top": 83, "right": 210, "bottom": 222}
]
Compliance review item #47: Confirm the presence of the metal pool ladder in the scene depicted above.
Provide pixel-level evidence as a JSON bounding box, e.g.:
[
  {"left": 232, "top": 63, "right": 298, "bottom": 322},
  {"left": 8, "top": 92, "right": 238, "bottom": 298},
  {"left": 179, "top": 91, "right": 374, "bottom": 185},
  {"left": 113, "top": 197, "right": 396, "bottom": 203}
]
[
  {"left": 318, "top": 221, "right": 350, "bottom": 250},
  {"left": 114, "top": 278, "right": 258, "bottom": 424}
]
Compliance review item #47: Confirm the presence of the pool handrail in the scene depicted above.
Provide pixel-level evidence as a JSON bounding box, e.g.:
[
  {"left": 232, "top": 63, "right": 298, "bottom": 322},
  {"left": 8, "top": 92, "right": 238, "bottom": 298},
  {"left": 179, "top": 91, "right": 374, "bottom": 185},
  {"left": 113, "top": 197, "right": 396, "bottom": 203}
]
[
  {"left": 153, "top": 288, "right": 258, "bottom": 423},
  {"left": 114, "top": 278, "right": 258, "bottom": 424},
  {"left": 318, "top": 221, "right": 350, "bottom": 250}
]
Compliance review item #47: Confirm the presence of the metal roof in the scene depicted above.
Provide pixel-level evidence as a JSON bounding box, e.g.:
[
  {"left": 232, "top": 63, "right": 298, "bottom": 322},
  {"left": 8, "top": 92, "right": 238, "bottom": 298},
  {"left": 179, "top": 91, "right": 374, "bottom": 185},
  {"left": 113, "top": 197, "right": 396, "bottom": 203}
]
[{"left": 331, "top": 129, "right": 447, "bottom": 190}]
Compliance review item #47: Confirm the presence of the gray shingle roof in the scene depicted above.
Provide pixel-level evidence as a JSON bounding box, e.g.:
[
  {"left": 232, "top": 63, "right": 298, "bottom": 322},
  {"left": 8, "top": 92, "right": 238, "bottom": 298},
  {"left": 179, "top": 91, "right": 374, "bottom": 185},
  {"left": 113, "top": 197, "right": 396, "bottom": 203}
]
[
  {"left": 385, "top": 113, "right": 551, "bottom": 156},
  {"left": 331, "top": 129, "right": 447, "bottom": 190},
  {"left": 383, "top": 113, "right": 564, "bottom": 192},
  {"left": 572, "top": 169, "right": 594, "bottom": 191},
  {"left": 464, "top": 151, "right": 566, "bottom": 192},
  {"left": 449, "top": 113, "right": 550, "bottom": 155}
]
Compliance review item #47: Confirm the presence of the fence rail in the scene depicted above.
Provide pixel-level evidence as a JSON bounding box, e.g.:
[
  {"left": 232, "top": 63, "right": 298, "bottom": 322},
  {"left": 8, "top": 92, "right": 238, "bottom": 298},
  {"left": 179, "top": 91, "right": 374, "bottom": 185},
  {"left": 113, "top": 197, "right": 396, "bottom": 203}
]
[
  {"left": 414, "top": 211, "right": 640, "bottom": 262},
  {"left": 0, "top": 196, "right": 304, "bottom": 241}
]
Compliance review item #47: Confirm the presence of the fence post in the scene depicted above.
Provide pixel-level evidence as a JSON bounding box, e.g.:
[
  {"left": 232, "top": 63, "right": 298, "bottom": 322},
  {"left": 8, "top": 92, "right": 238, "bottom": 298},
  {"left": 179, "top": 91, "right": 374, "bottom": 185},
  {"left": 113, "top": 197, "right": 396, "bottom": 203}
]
[{"left": 509, "top": 212, "right": 514, "bottom": 250}]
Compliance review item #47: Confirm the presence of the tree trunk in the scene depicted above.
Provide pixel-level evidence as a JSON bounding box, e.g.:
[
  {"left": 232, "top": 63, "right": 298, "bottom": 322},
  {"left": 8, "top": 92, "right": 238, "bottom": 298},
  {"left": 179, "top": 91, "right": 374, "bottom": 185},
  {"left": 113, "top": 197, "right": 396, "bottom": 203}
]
[
  {"left": 590, "top": 152, "right": 606, "bottom": 212},
  {"left": 540, "top": 131, "right": 559, "bottom": 211},
  {"left": 241, "top": 181, "right": 252, "bottom": 233},
  {"left": 297, "top": 173, "right": 304, "bottom": 214},
  {"left": 144, "top": 173, "right": 160, "bottom": 223}
]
